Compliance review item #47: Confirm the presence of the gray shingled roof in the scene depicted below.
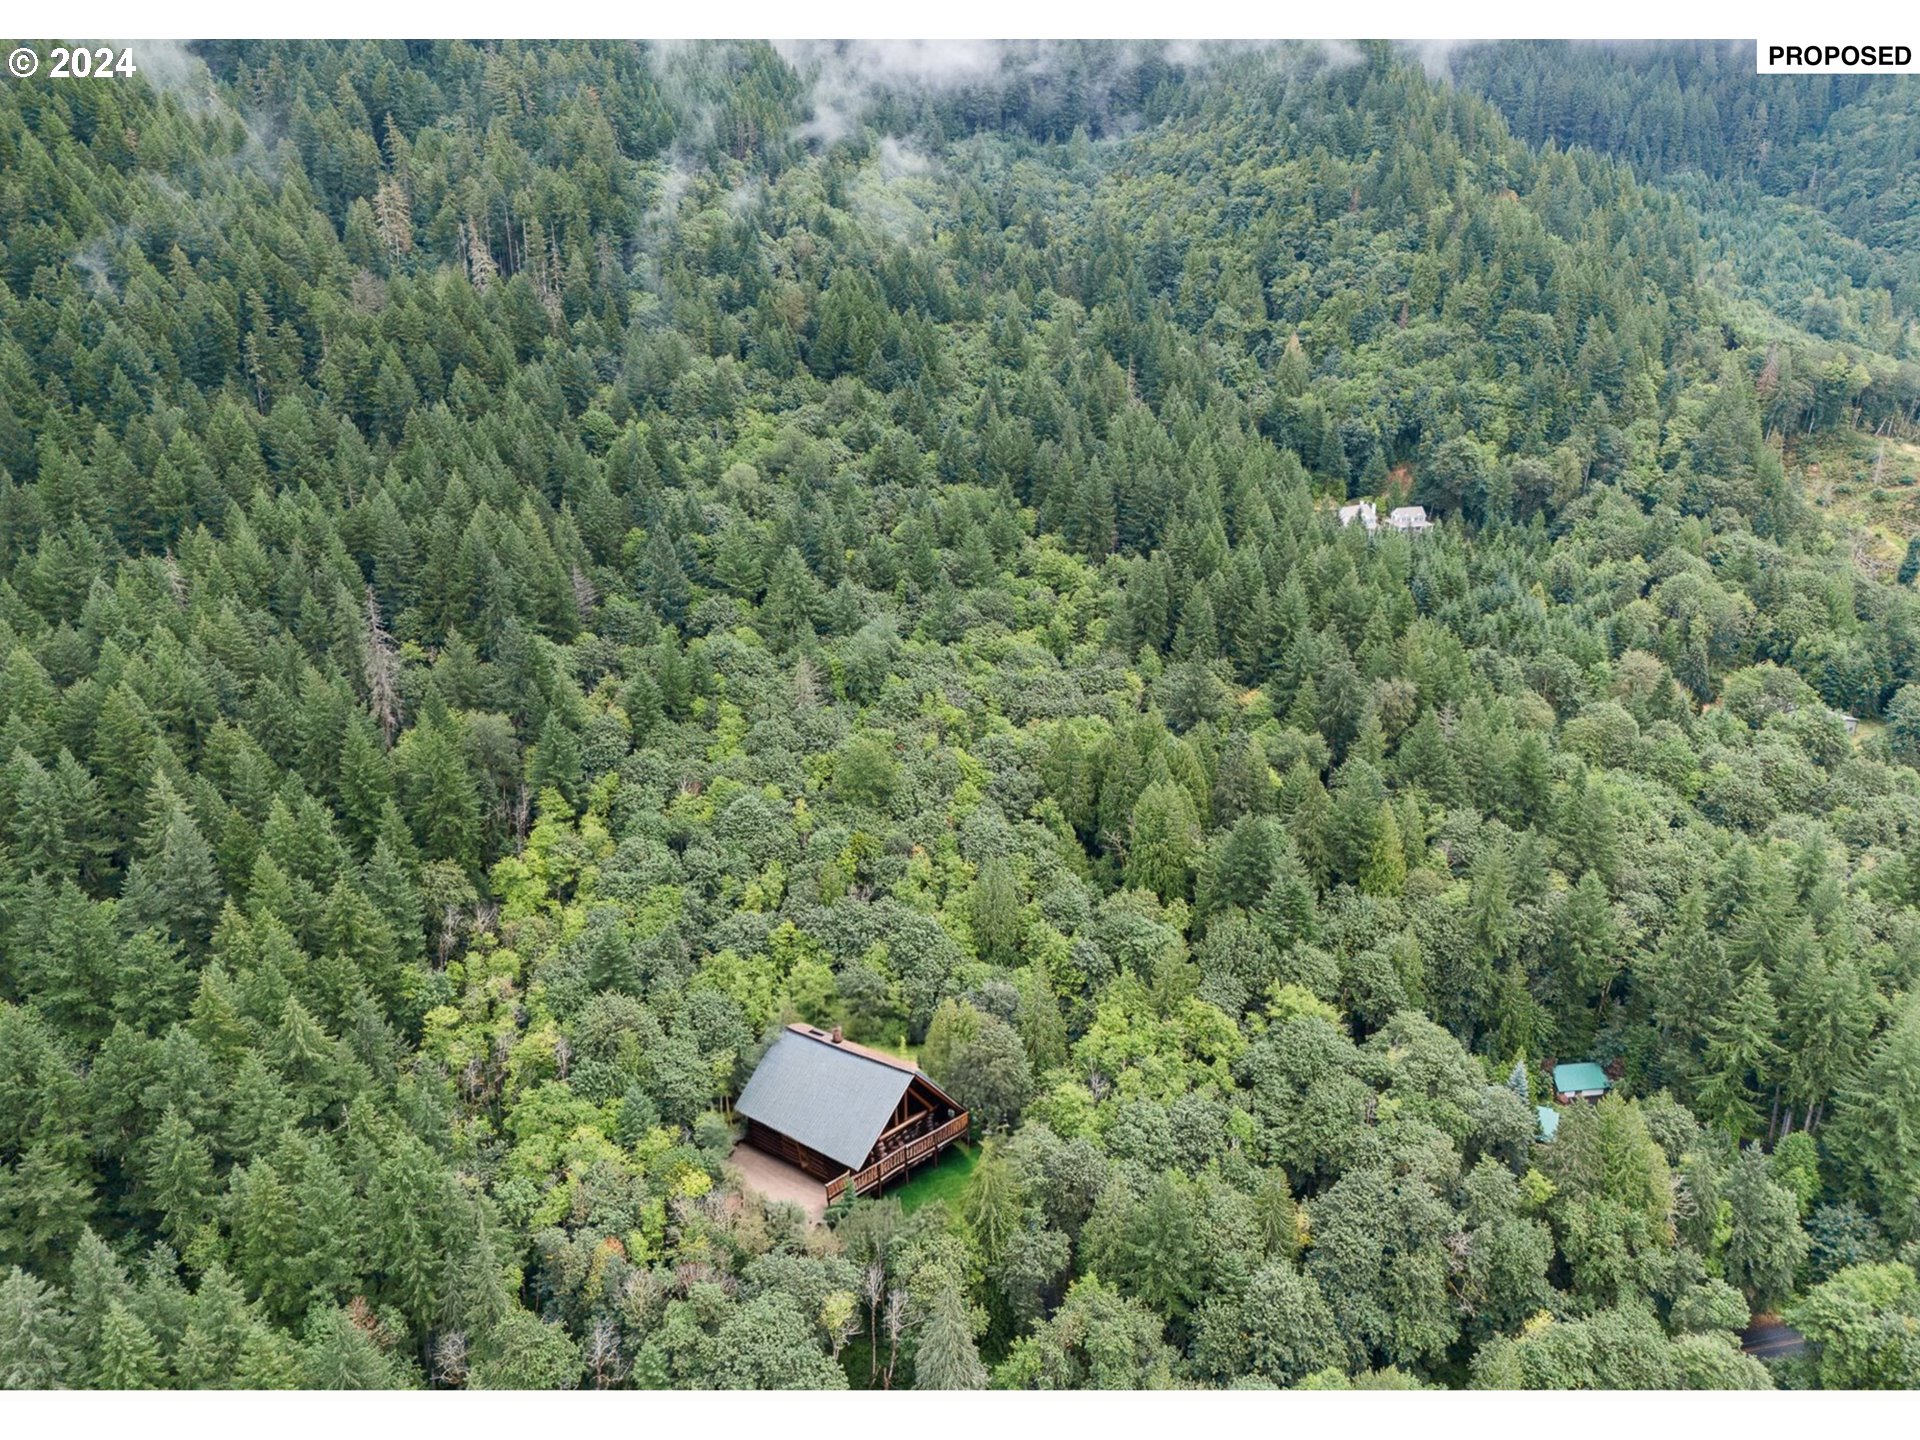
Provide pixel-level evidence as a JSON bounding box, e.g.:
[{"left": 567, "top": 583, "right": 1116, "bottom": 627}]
[{"left": 735, "top": 1031, "right": 916, "bottom": 1171}]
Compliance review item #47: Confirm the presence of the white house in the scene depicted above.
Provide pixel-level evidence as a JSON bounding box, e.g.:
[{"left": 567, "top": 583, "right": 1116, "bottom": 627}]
[
  {"left": 1386, "top": 505, "right": 1432, "bottom": 533},
  {"left": 1338, "top": 502, "right": 1378, "bottom": 532}
]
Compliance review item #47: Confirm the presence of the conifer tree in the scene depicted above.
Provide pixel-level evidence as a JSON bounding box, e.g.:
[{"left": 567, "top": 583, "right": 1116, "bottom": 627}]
[
  {"left": 95, "top": 1300, "right": 164, "bottom": 1389},
  {"left": 912, "top": 1281, "right": 987, "bottom": 1390},
  {"left": 142, "top": 1108, "right": 215, "bottom": 1251},
  {"left": 0, "top": 1266, "right": 71, "bottom": 1389}
]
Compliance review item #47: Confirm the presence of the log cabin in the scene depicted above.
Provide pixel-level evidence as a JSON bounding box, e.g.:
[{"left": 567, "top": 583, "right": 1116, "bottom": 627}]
[{"left": 735, "top": 1024, "right": 970, "bottom": 1204}]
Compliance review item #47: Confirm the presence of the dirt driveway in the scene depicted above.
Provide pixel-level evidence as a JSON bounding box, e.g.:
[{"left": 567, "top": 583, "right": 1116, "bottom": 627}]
[{"left": 729, "top": 1142, "right": 829, "bottom": 1224}]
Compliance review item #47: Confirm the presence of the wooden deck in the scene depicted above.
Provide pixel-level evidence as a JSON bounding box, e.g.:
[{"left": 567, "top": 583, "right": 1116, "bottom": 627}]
[{"left": 825, "top": 1112, "right": 970, "bottom": 1203}]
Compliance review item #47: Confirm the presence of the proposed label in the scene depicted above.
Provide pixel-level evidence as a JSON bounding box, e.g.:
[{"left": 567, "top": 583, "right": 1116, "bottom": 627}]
[{"left": 1757, "top": 40, "right": 1919, "bottom": 72}]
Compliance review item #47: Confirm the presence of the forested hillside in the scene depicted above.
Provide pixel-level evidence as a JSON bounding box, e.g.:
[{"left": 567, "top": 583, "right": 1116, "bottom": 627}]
[
  {"left": 4, "top": 38, "right": 1920, "bottom": 1391},
  {"left": 1452, "top": 41, "right": 1920, "bottom": 358}
]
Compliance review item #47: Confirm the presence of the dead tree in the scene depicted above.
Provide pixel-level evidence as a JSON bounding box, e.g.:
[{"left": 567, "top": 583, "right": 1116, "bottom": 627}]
[
  {"left": 882, "top": 1287, "right": 911, "bottom": 1390},
  {"left": 569, "top": 563, "right": 598, "bottom": 620},
  {"left": 432, "top": 1331, "right": 469, "bottom": 1389},
  {"left": 862, "top": 1260, "right": 886, "bottom": 1385},
  {"left": 585, "top": 1316, "right": 627, "bottom": 1389},
  {"left": 363, "top": 585, "right": 402, "bottom": 747}
]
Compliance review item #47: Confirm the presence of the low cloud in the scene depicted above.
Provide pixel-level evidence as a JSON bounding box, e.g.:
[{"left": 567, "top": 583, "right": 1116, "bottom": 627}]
[
  {"left": 115, "top": 39, "right": 220, "bottom": 110},
  {"left": 1400, "top": 40, "right": 1491, "bottom": 78},
  {"left": 775, "top": 39, "right": 1012, "bottom": 145},
  {"left": 876, "top": 137, "right": 932, "bottom": 181},
  {"left": 776, "top": 39, "right": 1373, "bottom": 149}
]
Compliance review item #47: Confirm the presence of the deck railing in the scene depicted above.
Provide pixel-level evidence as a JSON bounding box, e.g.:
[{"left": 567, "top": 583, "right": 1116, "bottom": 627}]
[{"left": 825, "top": 1112, "right": 970, "bottom": 1204}]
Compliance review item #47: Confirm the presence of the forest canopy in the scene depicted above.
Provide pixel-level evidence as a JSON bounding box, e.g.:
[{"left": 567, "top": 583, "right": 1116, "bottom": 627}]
[{"left": 2, "top": 36, "right": 1920, "bottom": 1391}]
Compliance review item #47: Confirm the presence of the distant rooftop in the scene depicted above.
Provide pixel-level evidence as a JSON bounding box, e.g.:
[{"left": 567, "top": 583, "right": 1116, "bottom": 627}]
[{"left": 1536, "top": 1105, "right": 1560, "bottom": 1141}]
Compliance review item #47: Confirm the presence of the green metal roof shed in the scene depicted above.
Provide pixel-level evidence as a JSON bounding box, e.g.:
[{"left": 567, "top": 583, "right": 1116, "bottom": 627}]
[{"left": 1552, "top": 1062, "right": 1612, "bottom": 1097}]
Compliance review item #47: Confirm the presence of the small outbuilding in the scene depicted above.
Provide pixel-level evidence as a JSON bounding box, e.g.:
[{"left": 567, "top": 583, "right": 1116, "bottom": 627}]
[
  {"left": 1552, "top": 1062, "right": 1612, "bottom": 1104},
  {"left": 1535, "top": 1105, "right": 1560, "bottom": 1142},
  {"left": 735, "top": 1024, "right": 969, "bottom": 1203}
]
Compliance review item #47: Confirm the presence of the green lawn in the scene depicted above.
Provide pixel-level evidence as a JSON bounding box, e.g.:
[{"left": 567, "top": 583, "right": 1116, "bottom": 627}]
[{"left": 888, "top": 1141, "right": 977, "bottom": 1214}]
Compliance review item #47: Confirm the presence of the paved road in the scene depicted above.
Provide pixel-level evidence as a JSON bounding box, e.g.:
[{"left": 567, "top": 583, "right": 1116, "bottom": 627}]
[{"left": 1741, "top": 1320, "right": 1807, "bottom": 1360}]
